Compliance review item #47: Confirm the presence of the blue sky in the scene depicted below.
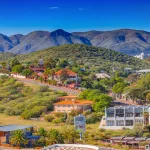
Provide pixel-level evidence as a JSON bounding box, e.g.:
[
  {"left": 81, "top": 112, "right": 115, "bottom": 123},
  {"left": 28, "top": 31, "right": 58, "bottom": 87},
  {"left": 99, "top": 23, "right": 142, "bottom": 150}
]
[{"left": 0, "top": 0, "right": 150, "bottom": 35}]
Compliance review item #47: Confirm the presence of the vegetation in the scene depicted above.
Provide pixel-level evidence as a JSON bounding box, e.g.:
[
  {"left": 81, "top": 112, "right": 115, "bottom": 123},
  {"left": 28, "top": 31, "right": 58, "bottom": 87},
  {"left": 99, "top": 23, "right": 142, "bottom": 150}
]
[
  {"left": 0, "top": 76, "right": 65, "bottom": 118},
  {"left": 9, "top": 130, "right": 28, "bottom": 148}
]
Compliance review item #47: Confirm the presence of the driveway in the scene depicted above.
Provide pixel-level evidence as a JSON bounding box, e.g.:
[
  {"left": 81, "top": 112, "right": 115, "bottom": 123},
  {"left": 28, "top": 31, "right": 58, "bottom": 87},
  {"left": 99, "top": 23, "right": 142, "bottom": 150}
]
[{"left": 17, "top": 78, "right": 80, "bottom": 96}]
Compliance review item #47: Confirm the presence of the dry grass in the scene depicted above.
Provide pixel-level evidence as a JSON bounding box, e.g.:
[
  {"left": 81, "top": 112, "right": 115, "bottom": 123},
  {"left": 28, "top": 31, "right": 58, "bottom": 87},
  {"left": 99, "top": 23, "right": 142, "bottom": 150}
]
[{"left": 0, "top": 113, "right": 99, "bottom": 132}]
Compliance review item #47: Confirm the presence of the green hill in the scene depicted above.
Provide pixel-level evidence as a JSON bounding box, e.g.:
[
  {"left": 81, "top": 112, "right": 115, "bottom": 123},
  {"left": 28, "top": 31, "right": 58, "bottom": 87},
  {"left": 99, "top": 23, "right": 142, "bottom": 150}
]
[
  {"left": 16, "top": 44, "right": 149, "bottom": 71},
  {"left": 0, "top": 44, "right": 149, "bottom": 72}
]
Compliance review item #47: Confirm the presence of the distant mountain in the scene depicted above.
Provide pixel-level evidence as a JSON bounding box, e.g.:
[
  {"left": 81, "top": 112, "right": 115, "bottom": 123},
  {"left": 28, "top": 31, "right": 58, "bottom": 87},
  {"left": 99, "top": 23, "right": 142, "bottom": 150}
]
[
  {"left": 1, "top": 28, "right": 150, "bottom": 56},
  {"left": 7, "top": 29, "right": 91, "bottom": 54},
  {"left": 9, "top": 34, "right": 24, "bottom": 45},
  {"left": 0, "top": 34, "right": 15, "bottom": 52}
]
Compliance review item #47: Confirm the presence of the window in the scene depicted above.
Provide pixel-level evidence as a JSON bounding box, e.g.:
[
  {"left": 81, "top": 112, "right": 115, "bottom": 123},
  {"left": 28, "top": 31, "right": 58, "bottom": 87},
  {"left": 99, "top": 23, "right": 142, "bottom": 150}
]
[
  {"left": 126, "top": 120, "right": 133, "bottom": 126},
  {"left": 116, "top": 120, "right": 124, "bottom": 126},
  {"left": 107, "top": 109, "right": 114, "bottom": 117},
  {"left": 116, "top": 109, "right": 124, "bottom": 117},
  {"left": 135, "top": 119, "right": 143, "bottom": 124},
  {"left": 107, "top": 120, "right": 114, "bottom": 126}
]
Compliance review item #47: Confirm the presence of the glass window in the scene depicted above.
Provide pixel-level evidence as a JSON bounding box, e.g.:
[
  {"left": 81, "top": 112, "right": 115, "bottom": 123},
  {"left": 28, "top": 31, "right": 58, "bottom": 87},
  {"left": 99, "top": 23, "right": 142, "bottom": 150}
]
[
  {"left": 116, "top": 120, "right": 124, "bottom": 126},
  {"left": 126, "top": 120, "right": 133, "bottom": 126},
  {"left": 107, "top": 120, "right": 114, "bottom": 126}
]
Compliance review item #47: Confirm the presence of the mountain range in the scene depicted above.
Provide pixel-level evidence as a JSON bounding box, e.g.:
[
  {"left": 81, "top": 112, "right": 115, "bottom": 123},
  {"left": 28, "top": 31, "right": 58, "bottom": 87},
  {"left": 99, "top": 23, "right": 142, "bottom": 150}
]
[{"left": 1, "top": 29, "right": 150, "bottom": 56}]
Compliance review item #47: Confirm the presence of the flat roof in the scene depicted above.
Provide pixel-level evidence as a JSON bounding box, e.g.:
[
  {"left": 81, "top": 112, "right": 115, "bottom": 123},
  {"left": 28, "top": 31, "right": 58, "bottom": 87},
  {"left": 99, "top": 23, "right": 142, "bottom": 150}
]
[
  {"left": 42, "top": 144, "right": 100, "bottom": 150},
  {"left": 0, "top": 124, "right": 33, "bottom": 132}
]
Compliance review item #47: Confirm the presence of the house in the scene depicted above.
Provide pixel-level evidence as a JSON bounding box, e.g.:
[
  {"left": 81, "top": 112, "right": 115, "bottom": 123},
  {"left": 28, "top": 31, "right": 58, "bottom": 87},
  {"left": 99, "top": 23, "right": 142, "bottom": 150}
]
[
  {"left": 99, "top": 106, "right": 150, "bottom": 130},
  {"left": 95, "top": 73, "right": 110, "bottom": 79},
  {"left": 0, "top": 124, "right": 40, "bottom": 147},
  {"left": 30, "top": 67, "right": 45, "bottom": 73},
  {"left": 53, "top": 99, "right": 93, "bottom": 113},
  {"left": 54, "top": 69, "right": 78, "bottom": 83}
]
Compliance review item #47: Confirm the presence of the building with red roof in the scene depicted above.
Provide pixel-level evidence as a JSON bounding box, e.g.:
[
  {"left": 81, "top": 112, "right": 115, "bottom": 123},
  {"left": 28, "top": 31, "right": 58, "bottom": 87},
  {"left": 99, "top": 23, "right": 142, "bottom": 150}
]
[
  {"left": 54, "top": 69, "right": 78, "bottom": 83},
  {"left": 53, "top": 99, "right": 93, "bottom": 113}
]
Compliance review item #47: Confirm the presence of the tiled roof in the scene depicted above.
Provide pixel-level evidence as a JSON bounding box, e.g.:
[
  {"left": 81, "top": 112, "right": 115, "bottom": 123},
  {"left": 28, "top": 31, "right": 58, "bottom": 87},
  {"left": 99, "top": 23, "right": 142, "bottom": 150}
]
[
  {"left": 54, "top": 100, "right": 93, "bottom": 105},
  {"left": 55, "top": 69, "right": 77, "bottom": 76},
  {"left": 30, "top": 67, "right": 45, "bottom": 71},
  {"left": 58, "top": 95, "right": 78, "bottom": 99}
]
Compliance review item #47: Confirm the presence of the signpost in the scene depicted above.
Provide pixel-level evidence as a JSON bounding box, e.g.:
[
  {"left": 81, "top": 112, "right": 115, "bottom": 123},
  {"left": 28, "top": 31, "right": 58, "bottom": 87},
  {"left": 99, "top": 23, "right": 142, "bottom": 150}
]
[{"left": 74, "top": 114, "right": 86, "bottom": 140}]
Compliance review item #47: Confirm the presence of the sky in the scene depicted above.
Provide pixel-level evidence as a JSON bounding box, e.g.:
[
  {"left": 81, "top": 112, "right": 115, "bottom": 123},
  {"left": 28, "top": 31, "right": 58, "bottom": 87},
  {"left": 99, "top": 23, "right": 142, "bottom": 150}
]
[{"left": 0, "top": 0, "right": 150, "bottom": 35}]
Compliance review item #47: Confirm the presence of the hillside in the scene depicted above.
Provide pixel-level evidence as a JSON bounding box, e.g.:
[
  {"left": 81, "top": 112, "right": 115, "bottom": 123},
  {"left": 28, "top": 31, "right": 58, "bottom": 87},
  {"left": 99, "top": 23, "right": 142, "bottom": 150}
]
[
  {"left": 16, "top": 44, "right": 149, "bottom": 71},
  {"left": 0, "top": 52, "right": 15, "bottom": 62},
  {"left": 1, "top": 29, "right": 150, "bottom": 56},
  {"left": 73, "top": 29, "right": 150, "bottom": 56}
]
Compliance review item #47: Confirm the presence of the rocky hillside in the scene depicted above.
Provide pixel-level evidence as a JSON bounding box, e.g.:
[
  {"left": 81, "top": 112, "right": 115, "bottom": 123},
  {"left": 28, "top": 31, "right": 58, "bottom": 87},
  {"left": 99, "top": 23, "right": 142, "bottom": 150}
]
[
  {"left": 73, "top": 29, "right": 150, "bottom": 56},
  {"left": 1, "top": 29, "right": 150, "bottom": 56}
]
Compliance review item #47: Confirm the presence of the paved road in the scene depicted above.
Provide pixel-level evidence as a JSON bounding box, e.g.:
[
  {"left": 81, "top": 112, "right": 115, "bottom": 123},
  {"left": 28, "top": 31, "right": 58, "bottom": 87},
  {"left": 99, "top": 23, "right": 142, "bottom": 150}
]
[{"left": 17, "top": 78, "right": 80, "bottom": 96}]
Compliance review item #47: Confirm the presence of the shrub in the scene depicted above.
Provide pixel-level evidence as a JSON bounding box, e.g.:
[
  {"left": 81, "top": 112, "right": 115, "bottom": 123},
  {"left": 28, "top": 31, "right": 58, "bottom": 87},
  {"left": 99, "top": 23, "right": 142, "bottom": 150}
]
[
  {"left": 53, "top": 112, "right": 65, "bottom": 118},
  {"left": 66, "top": 116, "right": 74, "bottom": 125},
  {"left": 52, "top": 118, "right": 61, "bottom": 125},
  {"left": 44, "top": 115, "right": 54, "bottom": 122},
  {"left": 39, "top": 86, "right": 49, "bottom": 92},
  {"left": 21, "top": 106, "right": 47, "bottom": 119}
]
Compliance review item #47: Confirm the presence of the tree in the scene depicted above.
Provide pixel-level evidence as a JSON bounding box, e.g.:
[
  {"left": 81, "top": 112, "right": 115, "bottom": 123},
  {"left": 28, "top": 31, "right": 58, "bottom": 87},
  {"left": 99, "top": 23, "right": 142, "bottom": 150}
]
[
  {"left": 62, "top": 128, "right": 79, "bottom": 144},
  {"left": 10, "top": 58, "right": 20, "bottom": 69},
  {"left": 59, "top": 69, "right": 69, "bottom": 83},
  {"left": 58, "top": 59, "right": 69, "bottom": 68},
  {"left": 44, "top": 58, "right": 56, "bottom": 69},
  {"left": 146, "top": 93, "right": 150, "bottom": 103},
  {"left": 92, "top": 94, "right": 113, "bottom": 112},
  {"left": 46, "top": 129, "right": 64, "bottom": 145},
  {"left": 1, "top": 62, "right": 7, "bottom": 69},
  {"left": 9, "top": 130, "right": 28, "bottom": 148},
  {"left": 12, "top": 65, "right": 24, "bottom": 74},
  {"left": 22, "top": 69, "right": 33, "bottom": 78},
  {"left": 112, "top": 82, "right": 126, "bottom": 97},
  {"left": 38, "top": 127, "right": 47, "bottom": 137}
]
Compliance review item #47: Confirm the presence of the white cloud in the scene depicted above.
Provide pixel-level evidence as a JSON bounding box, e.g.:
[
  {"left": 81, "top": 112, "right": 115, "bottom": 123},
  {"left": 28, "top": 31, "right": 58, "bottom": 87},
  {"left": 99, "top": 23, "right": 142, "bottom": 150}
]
[{"left": 49, "top": 6, "right": 59, "bottom": 10}]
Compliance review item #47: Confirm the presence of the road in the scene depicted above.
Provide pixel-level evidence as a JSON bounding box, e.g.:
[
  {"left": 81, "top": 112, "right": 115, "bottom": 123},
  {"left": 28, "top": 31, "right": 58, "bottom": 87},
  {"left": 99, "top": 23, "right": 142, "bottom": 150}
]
[{"left": 17, "top": 78, "right": 80, "bottom": 96}]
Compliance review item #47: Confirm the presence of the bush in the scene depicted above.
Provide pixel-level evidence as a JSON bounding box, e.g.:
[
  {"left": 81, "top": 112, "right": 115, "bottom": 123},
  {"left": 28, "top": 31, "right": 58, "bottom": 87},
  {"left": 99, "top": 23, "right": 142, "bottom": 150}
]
[
  {"left": 53, "top": 112, "right": 65, "bottom": 118},
  {"left": 39, "top": 86, "right": 49, "bottom": 92},
  {"left": 66, "top": 116, "right": 74, "bottom": 125},
  {"left": 86, "top": 112, "right": 103, "bottom": 124},
  {"left": 44, "top": 115, "right": 54, "bottom": 122},
  {"left": 52, "top": 118, "right": 62, "bottom": 125},
  {"left": 21, "top": 106, "right": 47, "bottom": 119}
]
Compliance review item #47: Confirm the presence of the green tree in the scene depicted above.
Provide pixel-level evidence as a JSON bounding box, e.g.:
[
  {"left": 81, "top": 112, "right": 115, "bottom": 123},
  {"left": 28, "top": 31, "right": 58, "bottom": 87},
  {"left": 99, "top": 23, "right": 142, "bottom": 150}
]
[
  {"left": 92, "top": 94, "right": 113, "bottom": 112},
  {"left": 112, "top": 82, "right": 126, "bottom": 96},
  {"left": 62, "top": 128, "right": 79, "bottom": 144},
  {"left": 146, "top": 93, "right": 150, "bottom": 103},
  {"left": 12, "top": 65, "right": 24, "bottom": 74},
  {"left": 46, "top": 129, "right": 64, "bottom": 145},
  {"left": 9, "top": 130, "right": 28, "bottom": 148},
  {"left": 44, "top": 58, "right": 56, "bottom": 69},
  {"left": 38, "top": 127, "right": 47, "bottom": 137},
  {"left": 10, "top": 58, "right": 20, "bottom": 69},
  {"left": 22, "top": 69, "right": 33, "bottom": 77}
]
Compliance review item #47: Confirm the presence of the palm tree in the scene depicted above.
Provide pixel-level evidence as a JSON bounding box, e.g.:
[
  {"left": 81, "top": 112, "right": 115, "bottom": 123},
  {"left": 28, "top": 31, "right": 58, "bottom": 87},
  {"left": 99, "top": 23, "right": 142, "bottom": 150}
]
[
  {"left": 9, "top": 130, "right": 28, "bottom": 148},
  {"left": 45, "top": 129, "right": 64, "bottom": 145}
]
